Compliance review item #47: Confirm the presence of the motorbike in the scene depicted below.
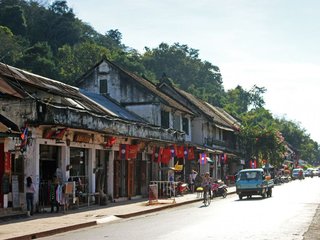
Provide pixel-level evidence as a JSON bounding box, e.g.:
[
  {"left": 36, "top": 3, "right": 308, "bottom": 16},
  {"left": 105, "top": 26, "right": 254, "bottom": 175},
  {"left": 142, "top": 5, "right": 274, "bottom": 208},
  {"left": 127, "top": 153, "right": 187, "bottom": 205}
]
[
  {"left": 176, "top": 181, "right": 189, "bottom": 196},
  {"left": 211, "top": 181, "right": 228, "bottom": 198},
  {"left": 165, "top": 181, "right": 189, "bottom": 197}
]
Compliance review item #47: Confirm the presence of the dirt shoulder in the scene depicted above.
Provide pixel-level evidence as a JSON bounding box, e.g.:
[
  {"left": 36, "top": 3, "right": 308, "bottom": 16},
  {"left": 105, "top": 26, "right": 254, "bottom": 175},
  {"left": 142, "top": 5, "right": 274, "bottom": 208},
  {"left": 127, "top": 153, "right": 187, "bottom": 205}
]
[{"left": 303, "top": 205, "right": 320, "bottom": 240}]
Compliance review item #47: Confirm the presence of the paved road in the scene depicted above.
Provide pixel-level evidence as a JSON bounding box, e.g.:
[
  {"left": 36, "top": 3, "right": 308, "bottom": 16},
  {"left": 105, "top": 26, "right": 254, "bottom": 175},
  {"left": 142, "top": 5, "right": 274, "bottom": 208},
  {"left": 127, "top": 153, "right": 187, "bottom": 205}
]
[{"left": 42, "top": 177, "right": 320, "bottom": 240}]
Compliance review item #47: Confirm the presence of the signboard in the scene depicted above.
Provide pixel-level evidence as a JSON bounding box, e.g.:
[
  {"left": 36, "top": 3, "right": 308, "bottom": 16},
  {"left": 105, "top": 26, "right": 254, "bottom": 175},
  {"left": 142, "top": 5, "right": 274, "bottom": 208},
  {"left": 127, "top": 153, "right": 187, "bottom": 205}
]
[{"left": 74, "top": 133, "right": 91, "bottom": 143}]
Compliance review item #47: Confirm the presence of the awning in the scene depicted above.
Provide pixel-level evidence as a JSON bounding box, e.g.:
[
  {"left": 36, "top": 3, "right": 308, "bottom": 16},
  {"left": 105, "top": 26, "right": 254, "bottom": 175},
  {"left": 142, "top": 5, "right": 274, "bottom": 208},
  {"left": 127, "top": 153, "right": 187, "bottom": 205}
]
[
  {"left": 215, "top": 123, "right": 234, "bottom": 132},
  {"left": 206, "top": 157, "right": 214, "bottom": 163}
]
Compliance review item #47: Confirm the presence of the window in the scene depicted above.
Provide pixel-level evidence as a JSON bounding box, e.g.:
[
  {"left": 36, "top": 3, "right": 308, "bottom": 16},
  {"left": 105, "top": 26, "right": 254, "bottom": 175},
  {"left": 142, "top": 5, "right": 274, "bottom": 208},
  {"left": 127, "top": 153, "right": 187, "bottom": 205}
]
[
  {"left": 161, "top": 110, "right": 170, "bottom": 128},
  {"left": 173, "top": 114, "right": 181, "bottom": 130},
  {"left": 100, "top": 79, "right": 108, "bottom": 95},
  {"left": 182, "top": 117, "right": 189, "bottom": 135}
]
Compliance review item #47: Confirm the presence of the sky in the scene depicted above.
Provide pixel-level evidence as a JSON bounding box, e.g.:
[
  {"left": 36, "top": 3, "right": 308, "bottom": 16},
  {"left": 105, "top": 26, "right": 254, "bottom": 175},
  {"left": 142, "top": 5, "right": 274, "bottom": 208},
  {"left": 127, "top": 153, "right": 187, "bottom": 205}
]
[{"left": 65, "top": 0, "right": 320, "bottom": 143}]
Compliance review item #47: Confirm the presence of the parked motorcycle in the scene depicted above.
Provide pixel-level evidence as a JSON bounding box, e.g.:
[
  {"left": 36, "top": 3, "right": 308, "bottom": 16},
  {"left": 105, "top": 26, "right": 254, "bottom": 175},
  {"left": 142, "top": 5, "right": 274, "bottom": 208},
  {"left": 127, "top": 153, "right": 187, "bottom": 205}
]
[
  {"left": 211, "top": 181, "right": 228, "bottom": 198},
  {"left": 176, "top": 181, "right": 189, "bottom": 196},
  {"left": 165, "top": 181, "right": 189, "bottom": 197}
]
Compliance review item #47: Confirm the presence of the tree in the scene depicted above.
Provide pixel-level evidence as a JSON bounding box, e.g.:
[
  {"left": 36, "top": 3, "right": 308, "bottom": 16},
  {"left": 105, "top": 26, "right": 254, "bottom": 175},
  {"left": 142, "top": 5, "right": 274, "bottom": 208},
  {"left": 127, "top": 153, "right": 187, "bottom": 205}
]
[
  {"left": 0, "top": 26, "right": 24, "bottom": 64},
  {"left": 17, "top": 41, "right": 58, "bottom": 78},
  {"left": 239, "top": 108, "right": 286, "bottom": 167},
  {"left": 223, "top": 85, "right": 266, "bottom": 117},
  {"left": 142, "top": 42, "right": 224, "bottom": 105},
  {"left": 56, "top": 41, "right": 111, "bottom": 85},
  {"left": 0, "top": 4, "right": 27, "bottom": 36}
]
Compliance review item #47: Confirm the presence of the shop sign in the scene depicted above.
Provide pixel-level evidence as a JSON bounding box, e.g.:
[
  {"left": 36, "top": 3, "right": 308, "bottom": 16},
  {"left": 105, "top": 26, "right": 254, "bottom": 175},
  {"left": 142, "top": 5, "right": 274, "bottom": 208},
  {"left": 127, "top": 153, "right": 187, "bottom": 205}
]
[{"left": 74, "top": 133, "right": 92, "bottom": 143}]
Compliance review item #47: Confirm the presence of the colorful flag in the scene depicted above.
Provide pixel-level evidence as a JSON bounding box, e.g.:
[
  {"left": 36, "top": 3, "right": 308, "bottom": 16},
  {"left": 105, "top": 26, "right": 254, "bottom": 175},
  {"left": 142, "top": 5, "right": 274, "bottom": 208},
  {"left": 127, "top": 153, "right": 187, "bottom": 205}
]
[
  {"left": 161, "top": 148, "right": 171, "bottom": 164},
  {"left": 250, "top": 159, "right": 257, "bottom": 169},
  {"left": 170, "top": 145, "right": 176, "bottom": 158},
  {"left": 119, "top": 144, "right": 129, "bottom": 160},
  {"left": 199, "top": 153, "right": 207, "bottom": 165},
  {"left": 183, "top": 146, "right": 188, "bottom": 160},
  {"left": 176, "top": 146, "right": 184, "bottom": 158},
  {"left": 128, "top": 145, "right": 139, "bottom": 159},
  {"left": 152, "top": 146, "right": 161, "bottom": 163},
  {"left": 188, "top": 147, "right": 195, "bottom": 160},
  {"left": 20, "top": 127, "right": 28, "bottom": 147}
]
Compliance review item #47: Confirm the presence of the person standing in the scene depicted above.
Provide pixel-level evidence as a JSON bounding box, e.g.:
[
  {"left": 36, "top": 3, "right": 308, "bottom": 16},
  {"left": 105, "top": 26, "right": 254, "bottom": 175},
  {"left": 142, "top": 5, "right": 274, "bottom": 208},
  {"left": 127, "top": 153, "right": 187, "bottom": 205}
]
[
  {"left": 26, "top": 176, "right": 35, "bottom": 216},
  {"left": 189, "top": 170, "right": 198, "bottom": 193},
  {"left": 50, "top": 176, "right": 59, "bottom": 213}
]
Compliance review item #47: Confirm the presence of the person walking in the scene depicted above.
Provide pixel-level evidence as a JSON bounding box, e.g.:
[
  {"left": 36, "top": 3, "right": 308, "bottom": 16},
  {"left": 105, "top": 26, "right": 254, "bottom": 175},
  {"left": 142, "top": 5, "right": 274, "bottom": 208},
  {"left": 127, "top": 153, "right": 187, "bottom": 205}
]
[{"left": 26, "top": 176, "right": 35, "bottom": 216}]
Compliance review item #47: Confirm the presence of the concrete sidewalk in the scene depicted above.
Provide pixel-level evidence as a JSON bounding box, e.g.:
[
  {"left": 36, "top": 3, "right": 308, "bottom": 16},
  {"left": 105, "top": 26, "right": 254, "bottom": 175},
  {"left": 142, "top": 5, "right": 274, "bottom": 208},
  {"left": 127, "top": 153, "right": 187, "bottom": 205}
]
[{"left": 0, "top": 186, "right": 236, "bottom": 240}]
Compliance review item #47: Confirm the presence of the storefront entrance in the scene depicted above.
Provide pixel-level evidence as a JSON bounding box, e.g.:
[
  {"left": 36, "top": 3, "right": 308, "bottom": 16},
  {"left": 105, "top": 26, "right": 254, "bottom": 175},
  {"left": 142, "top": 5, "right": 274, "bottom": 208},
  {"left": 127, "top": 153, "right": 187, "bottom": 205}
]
[
  {"left": 95, "top": 150, "right": 109, "bottom": 203},
  {"left": 114, "top": 155, "right": 134, "bottom": 199},
  {"left": 69, "top": 148, "right": 88, "bottom": 205},
  {"left": 39, "top": 145, "right": 60, "bottom": 207}
]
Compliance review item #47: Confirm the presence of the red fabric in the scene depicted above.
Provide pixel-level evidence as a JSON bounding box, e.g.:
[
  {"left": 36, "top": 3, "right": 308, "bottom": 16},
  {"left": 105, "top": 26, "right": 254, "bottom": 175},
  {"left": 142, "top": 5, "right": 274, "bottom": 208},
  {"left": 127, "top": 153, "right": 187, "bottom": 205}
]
[
  {"left": 106, "top": 136, "right": 117, "bottom": 147},
  {"left": 188, "top": 147, "right": 195, "bottom": 160},
  {"left": 128, "top": 145, "right": 139, "bottom": 159},
  {"left": 199, "top": 153, "right": 207, "bottom": 165},
  {"left": 176, "top": 146, "right": 184, "bottom": 158},
  {"left": 250, "top": 160, "right": 257, "bottom": 168},
  {"left": 161, "top": 148, "right": 171, "bottom": 164}
]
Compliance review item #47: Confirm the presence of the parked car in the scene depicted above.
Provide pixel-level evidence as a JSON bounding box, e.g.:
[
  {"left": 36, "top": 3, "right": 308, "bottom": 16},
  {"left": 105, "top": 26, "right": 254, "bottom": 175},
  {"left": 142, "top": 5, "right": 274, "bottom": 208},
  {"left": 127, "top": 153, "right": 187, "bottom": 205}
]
[
  {"left": 292, "top": 168, "right": 304, "bottom": 180},
  {"left": 304, "top": 168, "right": 314, "bottom": 177},
  {"left": 312, "top": 168, "right": 320, "bottom": 177}
]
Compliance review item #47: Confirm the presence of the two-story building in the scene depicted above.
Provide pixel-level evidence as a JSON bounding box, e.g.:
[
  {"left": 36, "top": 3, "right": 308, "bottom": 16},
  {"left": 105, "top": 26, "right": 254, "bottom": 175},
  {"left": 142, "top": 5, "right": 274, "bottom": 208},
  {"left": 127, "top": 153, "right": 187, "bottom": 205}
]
[
  {"left": 76, "top": 59, "right": 197, "bottom": 183},
  {"left": 158, "top": 78, "right": 242, "bottom": 180}
]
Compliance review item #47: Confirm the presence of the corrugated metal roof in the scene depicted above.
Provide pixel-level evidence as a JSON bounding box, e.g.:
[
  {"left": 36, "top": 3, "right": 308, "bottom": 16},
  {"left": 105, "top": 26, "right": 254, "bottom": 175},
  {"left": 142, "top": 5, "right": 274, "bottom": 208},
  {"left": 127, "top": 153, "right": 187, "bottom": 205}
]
[
  {"left": 0, "top": 62, "right": 120, "bottom": 118},
  {"left": 80, "top": 90, "right": 147, "bottom": 123},
  {"left": 0, "top": 63, "right": 80, "bottom": 99}
]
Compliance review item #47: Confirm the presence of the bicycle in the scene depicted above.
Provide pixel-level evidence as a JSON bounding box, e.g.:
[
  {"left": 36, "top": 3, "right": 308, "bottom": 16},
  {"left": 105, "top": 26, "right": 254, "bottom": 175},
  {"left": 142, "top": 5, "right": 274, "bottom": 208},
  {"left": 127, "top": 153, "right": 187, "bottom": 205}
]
[{"left": 203, "top": 185, "right": 211, "bottom": 206}]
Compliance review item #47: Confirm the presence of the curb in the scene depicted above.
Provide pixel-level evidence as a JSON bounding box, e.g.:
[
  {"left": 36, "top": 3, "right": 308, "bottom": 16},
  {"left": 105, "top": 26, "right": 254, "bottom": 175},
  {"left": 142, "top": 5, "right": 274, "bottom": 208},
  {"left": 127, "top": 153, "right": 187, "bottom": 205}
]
[
  {"left": 5, "top": 221, "right": 97, "bottom": 240},
  {"left": 6, "top": 190, "right": 236, "bottom": 239}
]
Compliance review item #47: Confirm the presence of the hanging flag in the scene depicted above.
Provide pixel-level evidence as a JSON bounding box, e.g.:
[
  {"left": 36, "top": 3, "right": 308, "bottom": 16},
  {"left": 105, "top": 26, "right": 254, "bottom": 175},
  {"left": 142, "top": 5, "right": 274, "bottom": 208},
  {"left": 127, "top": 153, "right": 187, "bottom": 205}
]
[
  {"left": 188, "top": 147, "right": 195, "bottom": 160},
  {"left": 250, "top": 159, "right": 257, "bottom": 169},
  {"left": 119, "top": 144, "right": 129, "bottom": 160},
  {"left": 20, "top": 126, "right": 28, "bottom": 148},
  {"left": 199, "top": 153, "right": 207, "bottom": 165},
  {"left": 106, "top": 136, "right": 117, "bottom": 148},
  {"left": 20, "top": 127, "right": 28, "bottom": 141},
  {"left": 224, "top": 153, "right": 228, "bottom": 164},
  {"left": 176, "top": 146, "right": 184, "bottom": 158},
  {"left": 183, "top": 146, "right": 188, "bottom": 160},
  {"left": 161, "top": 148, "right": 171, "bottom": 164},
  {"left": 170, "top": 145, "right": 176, "bottom": 158},
  {"left": 128, "top": 145, "right": 139, "bottom": 159},
  {"left": 152, "top": 146, "right": 161, "bottom": 163},
  {"left": 220, "top": 153, "right": 225, "bottom": 165}
]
